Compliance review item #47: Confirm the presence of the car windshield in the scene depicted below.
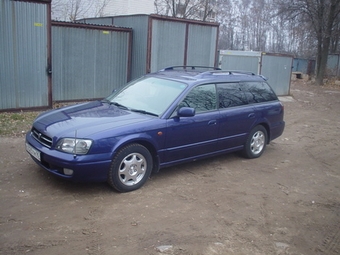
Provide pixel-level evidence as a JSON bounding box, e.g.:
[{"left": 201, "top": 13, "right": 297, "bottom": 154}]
[{"left": 106, "top": 77, "right": 187, "bottom": 116}]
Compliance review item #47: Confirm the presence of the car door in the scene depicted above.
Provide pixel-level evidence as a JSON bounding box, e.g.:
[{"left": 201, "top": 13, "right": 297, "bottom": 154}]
[
  {"left": 164, "top": 84, "right": 219, "bottom": 164},
  {"left": 217, "top": 82, "right": 257, "bottom": 150}
]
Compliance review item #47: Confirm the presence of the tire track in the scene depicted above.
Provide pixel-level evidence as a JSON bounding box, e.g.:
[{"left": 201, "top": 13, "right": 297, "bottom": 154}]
[{"left": 317, "top": 206, "right": 340, "bottom": 255}]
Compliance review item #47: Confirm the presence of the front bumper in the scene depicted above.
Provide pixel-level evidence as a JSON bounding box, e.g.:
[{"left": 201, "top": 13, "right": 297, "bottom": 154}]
[{"left": 25, "top": 132, "right": 112, "bottom": 182}]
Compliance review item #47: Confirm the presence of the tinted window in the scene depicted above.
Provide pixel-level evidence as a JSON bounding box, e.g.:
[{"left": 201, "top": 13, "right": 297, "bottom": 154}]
[
  {"left": 241, "top": 82, "right": 277, "bottom": 103},
  {"left": 217, "top": 83, "right": 248, "bottom": 108},
  {"left": 180, "top": 84, "right": 217, "bottom": 113}
]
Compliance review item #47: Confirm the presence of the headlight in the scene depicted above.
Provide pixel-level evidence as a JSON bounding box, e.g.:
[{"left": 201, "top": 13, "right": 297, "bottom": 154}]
[{"left": 56, "top": 138, "right": 92, "bottom": 155}]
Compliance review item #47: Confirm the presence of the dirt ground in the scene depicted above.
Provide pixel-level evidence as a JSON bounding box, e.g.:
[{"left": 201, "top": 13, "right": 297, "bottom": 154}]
[{"left": 0, "top": 80, "right": 339, "bottom": 255}]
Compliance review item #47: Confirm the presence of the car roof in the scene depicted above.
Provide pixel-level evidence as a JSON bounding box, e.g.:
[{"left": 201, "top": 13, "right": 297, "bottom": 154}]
[{"left": 148, "top": 66, "right": 268, "bottom": 85}]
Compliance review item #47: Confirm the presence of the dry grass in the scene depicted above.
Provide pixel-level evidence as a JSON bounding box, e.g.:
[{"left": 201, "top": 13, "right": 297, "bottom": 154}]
[
  {"left": 0, "top": 101, "right": 89, "bottom": 137},
  {"left": 0, "top": 111, "right": 40, "bottom": 137}
]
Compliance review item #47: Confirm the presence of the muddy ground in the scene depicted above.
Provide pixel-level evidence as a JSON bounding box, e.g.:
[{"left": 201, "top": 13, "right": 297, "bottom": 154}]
[{"left": 0, "top": 80, "right": 339, "bottom": 255}]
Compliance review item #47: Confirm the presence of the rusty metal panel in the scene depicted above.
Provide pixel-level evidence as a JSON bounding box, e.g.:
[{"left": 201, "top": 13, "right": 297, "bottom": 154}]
[
  {"left": 52, "top": 22, "right": 132, "bottom": 101},
  {"left": 186, "top": 24, "right": 218, "bottom": 67},
  {"left": 150, "top": 19, "right": 187, "bottom": 72},
  {"left": 0, "top": 0, "right": 50, "bottom": 110}
]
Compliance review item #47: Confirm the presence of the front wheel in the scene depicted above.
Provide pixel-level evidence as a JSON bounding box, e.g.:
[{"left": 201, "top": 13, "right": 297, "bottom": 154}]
[
  {"left": 108, "top": 144, "right": 153, "bottom": 192},
  {"left": 243, "top": 125, "right": 267, "bottom": 159}
]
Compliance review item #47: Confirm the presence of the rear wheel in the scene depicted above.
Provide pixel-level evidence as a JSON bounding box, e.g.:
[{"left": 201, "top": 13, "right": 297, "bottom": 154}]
[
  {"left": 243, "top": 125, "right": 267, "bottom": 159},
  {"left": 108, "top": 144, "right": 153, "bottom": 192}
]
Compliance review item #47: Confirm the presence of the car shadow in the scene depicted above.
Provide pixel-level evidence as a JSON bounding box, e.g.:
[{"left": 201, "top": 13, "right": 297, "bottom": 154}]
[{"left": 29, "top": 152, "right": 244, "bottom": 195}]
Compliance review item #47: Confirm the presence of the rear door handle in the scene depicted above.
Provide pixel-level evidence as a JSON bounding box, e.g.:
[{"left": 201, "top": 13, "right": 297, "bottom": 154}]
[
  {"left": 208, "top": 120, "right": 217, "bottom": 125},
  {"left": 248, "top": 113, "right": 255, "bottom": 118}
]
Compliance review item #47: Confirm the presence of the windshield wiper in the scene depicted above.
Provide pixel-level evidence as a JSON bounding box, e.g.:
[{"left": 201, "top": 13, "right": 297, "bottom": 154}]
[
  {"left": 109, "top": 102, "right": 158, "bottom": 116},
  {"left": 110, "top": 101, "right": 129, "bottom": 110},
  {"left": 130, "top": 109, "right": 158, "bottom": 117}
]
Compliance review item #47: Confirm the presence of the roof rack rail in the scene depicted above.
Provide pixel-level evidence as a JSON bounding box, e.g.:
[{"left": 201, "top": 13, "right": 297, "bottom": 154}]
[
  {"left": 201, "top": 70, "right": 257, "bottom": 76},
  {"left": 259, "top": 74, "right": 268, "bottom": 81},
  {"left": 161, "top": 66, "right": 221, "bottom": 71}
]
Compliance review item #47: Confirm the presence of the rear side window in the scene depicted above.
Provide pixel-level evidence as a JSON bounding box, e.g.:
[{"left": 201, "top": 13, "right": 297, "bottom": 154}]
[
  {"left": 217, "top": 83, "right": 248, "bottom": 108},
  {"left": 241, "top": 82, "right": 278, "bottom": 103}
]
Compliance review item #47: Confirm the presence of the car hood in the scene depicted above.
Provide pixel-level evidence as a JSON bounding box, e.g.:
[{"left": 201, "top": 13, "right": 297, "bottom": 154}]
[{"left": 33, "top": 101, "right": 154, "bottom": 138}]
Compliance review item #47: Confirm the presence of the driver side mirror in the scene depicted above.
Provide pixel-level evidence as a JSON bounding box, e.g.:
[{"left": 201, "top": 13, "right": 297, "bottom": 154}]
[{"left": 177, "top": 107, "right": 195, "bottom": 117}]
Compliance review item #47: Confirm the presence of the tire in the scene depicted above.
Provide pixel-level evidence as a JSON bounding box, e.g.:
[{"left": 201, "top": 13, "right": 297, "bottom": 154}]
[
  {"left": 108, "top": 143, "right": 153, "bottom": 192},
  {"left": 243, "top": 125, "right": 267, "bottom": 159}
]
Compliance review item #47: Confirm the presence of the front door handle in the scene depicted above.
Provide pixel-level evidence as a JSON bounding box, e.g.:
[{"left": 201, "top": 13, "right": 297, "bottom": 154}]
[{"left": 208, "top": 120, "right": 217, "bottom": 125}]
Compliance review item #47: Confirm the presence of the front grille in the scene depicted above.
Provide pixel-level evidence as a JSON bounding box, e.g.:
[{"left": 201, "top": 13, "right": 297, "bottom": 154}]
[{"left": 31, "top": 128, "right": 53, "bottom": 148}]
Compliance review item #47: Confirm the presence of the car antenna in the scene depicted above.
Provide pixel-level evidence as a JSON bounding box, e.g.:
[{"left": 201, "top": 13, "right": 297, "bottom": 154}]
[{"left": 73, "top": 130, "right": 77, "bottom": 158}]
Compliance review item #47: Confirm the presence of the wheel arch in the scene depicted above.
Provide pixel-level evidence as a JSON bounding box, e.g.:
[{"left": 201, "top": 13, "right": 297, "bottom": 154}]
[
  {"left": 111, "top": 137, "right": 160, "bottom": 174},
  {"left": 137, "top": 140, "right": 160, "bottom": 174},
  {"left": 254, "top": 121, "right": 270, "bottom": 144}
]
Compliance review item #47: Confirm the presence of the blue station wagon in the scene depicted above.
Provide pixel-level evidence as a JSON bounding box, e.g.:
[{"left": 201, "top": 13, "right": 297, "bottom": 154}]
[{"left": 26, "top": 66, "right": 285, "bottom": 192}]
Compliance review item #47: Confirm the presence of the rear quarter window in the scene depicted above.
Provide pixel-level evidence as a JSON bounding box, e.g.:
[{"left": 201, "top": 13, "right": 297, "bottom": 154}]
[
  {"left": 241, "top": 81, "right": 278, "bottom": 103},
  {"left": 217, "top": 83, "right": 248, "bottom": 108}
]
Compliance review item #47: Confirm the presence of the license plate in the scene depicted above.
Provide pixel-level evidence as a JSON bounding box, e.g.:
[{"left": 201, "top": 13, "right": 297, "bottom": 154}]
[{"left": 26, "top": 143, "right": 41, "bottom": 162}]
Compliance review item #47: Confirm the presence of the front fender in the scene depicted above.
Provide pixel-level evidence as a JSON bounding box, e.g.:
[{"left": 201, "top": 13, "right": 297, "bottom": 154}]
[{"left": 110, "top": 131, "right": 165, "bottom": 157}]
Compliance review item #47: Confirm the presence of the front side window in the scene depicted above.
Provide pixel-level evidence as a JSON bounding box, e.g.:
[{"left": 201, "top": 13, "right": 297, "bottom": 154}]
[
  {"left": 217, "top": 83, "right": 248, "bottom": 108},
  {"left": 241, "top": 82, "right": 278, "bottom": 103},
  {"left": 180, "top": 84, "right": 217, "bottom": 113}
]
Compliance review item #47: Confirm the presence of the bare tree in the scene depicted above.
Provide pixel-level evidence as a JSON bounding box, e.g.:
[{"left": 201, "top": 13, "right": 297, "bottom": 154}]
[
  {"left": 277, "top": 0, "right": 340, "bottom": 85},
  {"left": 52, "top": 0, "right": 111, "bottom": 21},
  {"left": 217, "top": 0, "right": 237, "bottom": 49},
  {"left": 155, "top": 0, "right": 216, "bottom": 21},
  {"left": 330, "top": 14, "right": 340, "bottom": 53},
  {"left": 199, "top": 0, "right": 216, "bottom": 22},
  {"left": 248, "top": 0, "right": 271, "bottom": 51},
  {"left": 94, "top": 0, "right": 111, "bottom": 17}
]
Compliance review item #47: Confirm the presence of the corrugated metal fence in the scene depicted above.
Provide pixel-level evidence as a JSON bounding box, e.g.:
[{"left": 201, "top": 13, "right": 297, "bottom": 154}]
[
  {"left": 1, "top": 0, "right": 51, "bottom": 110},
  {"left": 2, "top": 8, "right": 218, "bottom": 110},
  {"left": 1, "top": 0, "right": 132, "bottom": 111},
  {"left": 51, "top": 22, "right": 132, "bottom": 101},
  {"left": 292, "top": 58, "right": 315, "bottom": 75},
  {"left": 327, "top": 54, "right": 340, "bottom": 76},
  {"left": 219, "top": 51, "right": 293, "bottom": 96},
  {"left": 80, "top": 15, "right": 219, "bottom": 80}
]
